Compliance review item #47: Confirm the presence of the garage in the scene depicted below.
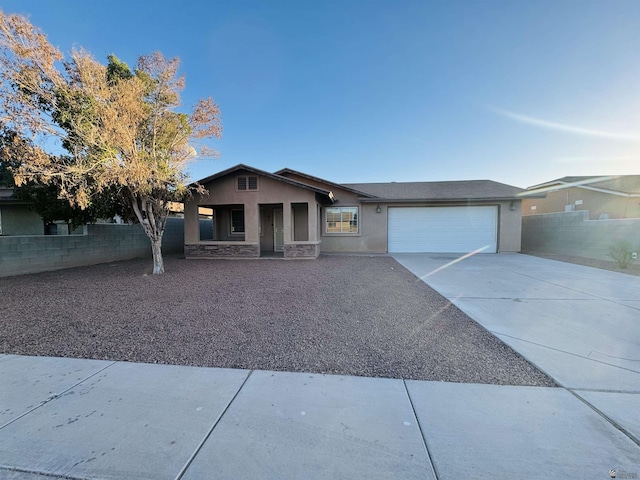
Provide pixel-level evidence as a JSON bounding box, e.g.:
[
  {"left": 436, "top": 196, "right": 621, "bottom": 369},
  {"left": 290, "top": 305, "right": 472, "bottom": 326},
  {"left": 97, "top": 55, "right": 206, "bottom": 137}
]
[{"left": 388, "top": 206, "right": 498, "bottom": 253}]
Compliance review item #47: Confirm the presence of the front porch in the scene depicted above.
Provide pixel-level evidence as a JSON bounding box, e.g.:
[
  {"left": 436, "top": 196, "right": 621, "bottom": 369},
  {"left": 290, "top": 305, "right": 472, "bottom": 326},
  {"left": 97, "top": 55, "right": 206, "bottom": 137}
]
[{"left": 185, "top": 202, "right": 322, "bottom": 259}]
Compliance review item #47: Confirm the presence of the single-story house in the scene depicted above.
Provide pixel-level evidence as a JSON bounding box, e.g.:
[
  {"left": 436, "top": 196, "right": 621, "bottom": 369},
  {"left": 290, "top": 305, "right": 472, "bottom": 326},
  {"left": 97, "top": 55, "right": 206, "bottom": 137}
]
[
  {"left": 184, "top": 164, "right": 527, "bottom": 259},
  {"left": 0, "top": 187, "right": 43, "bottom": 236},
  {"left": 522, "top": 175, "right": 640, "bottom": 220}
]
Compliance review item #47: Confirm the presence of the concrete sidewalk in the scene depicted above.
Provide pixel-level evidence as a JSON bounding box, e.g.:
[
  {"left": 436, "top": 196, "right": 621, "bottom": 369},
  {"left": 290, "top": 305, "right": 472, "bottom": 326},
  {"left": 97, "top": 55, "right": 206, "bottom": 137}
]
[{"left": 1, "top": 354, "right": 639, "bottom": 479}]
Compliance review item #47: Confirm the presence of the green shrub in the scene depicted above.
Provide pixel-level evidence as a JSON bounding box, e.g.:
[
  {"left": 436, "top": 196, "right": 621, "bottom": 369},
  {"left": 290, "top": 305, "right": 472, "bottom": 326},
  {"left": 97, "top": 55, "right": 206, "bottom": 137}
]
[{"left": 608, "top": 240, "right": 636, "bottom": 269}]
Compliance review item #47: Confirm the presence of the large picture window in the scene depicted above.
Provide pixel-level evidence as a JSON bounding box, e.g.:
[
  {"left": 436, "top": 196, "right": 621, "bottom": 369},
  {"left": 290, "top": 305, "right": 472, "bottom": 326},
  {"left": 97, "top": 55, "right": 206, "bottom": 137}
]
[{"left": 326, "top": 206, "right": 358, "bottom": 234}]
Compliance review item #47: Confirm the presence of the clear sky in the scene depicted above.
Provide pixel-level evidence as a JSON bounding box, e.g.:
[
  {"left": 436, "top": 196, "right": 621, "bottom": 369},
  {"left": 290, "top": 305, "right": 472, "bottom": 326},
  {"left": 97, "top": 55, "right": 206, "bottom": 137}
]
[{"left": 3, "top": 0, "right": 640, "bottom": 188}]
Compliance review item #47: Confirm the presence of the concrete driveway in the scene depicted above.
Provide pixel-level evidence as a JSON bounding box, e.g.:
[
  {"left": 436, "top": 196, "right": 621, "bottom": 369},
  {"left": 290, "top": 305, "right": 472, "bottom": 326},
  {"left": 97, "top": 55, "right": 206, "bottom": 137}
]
[
  {"left": 394, "top": 253, "right": 640, "bottom": 442},
  {"left": 393, "top": 253, "right": 640, "bottom": 390}
]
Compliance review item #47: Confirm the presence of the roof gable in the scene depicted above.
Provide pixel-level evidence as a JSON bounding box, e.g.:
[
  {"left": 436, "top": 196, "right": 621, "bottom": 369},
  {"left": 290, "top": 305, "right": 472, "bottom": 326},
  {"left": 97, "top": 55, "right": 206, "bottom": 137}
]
[{"left": 194, "top": 164, "right": 335, "bottom": 200}]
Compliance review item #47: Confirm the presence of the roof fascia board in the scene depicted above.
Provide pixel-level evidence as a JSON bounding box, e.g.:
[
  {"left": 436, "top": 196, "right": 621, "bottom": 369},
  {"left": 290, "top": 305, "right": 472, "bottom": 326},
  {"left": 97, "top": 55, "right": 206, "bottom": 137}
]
[
  {"left": 358, "top": 196, "right": 526, "bottom": 203},
  {"left": 528, "top": 181, "right": 639, "bottom": 197},
  {"left": 570, "top": 184, "right": 639, "bottom": 197}
]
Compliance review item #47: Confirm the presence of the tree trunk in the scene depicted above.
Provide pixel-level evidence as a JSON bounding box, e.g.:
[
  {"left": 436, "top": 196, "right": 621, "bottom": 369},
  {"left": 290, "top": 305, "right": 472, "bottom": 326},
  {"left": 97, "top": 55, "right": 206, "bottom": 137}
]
[
  {"left": 151, "top": 236, "right": 164, "bottom": 274},
  {"left": 129, "top": 193, "right": 169, "bottom": 275}
]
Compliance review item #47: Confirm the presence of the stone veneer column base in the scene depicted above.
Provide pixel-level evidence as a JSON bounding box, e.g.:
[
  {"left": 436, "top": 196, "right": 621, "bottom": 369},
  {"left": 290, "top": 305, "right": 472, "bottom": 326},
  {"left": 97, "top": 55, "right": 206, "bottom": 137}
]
[
  {"left": 185, "top": 243, "right": 259, "bottom": 258},
  {"left": 283, "top": 243, "right": 320, "bottom": 259}
]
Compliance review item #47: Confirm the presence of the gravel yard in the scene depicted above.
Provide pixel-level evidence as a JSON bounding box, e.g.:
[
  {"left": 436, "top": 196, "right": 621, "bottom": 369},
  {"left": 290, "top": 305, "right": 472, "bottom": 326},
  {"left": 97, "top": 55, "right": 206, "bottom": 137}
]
[
  {"left": 0, "top": 255, "right": 555, "bottom": 386},
  {"left": 523, "top": 251, "right": 640, "bottom": 276}
]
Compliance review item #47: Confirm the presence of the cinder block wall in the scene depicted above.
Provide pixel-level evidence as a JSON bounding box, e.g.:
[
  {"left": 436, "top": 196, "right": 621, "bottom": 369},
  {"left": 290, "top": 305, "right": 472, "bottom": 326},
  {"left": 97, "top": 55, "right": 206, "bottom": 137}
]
[
  {"left": 522, "top": 211, "right": 640, "bottom": 260},
  {"left": 0, "top": 218, "right": 184, "bottom": 277}
]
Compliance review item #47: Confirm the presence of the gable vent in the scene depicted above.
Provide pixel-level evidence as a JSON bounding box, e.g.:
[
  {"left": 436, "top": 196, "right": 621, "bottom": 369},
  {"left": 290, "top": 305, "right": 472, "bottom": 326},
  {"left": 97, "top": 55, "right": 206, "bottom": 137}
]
[{"left": 237, "top": 176, "right": 258, "bottom": 191}]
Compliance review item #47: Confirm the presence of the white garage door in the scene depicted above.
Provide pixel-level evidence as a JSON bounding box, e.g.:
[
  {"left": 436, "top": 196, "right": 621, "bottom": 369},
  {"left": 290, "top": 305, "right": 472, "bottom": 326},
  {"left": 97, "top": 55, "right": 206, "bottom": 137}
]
[{"left": 388, "top": 206, "right": 497, "bottom": 253}]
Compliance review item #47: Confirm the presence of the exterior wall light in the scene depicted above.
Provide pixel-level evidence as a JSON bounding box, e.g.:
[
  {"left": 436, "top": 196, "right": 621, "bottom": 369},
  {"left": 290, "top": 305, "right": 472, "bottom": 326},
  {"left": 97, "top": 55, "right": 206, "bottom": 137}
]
[
  {"left": 376, "top": 205, "right": 382, "bottom": 214},
  {"left": 509, "top": 201, "right": 516, "bottom": 211}
]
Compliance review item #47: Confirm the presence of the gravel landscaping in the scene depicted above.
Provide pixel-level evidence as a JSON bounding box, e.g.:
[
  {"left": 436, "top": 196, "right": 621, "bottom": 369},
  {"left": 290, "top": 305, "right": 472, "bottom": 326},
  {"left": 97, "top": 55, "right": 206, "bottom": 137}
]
[
  {"left": 0, "top": 255, "right": 555, "bottom": 386},
  {"left": 523, "top": 251, "right": 640, "bottom": 276}
]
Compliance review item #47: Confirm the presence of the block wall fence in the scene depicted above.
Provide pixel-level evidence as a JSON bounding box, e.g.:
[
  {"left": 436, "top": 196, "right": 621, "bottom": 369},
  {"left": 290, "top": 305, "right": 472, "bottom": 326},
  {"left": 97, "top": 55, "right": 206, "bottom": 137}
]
[
  {"left": 522, "top": 211, "right": 640, "bottom": 261},
  {"left": 0, "top": 218, "right": 184, "bottom": 278}
]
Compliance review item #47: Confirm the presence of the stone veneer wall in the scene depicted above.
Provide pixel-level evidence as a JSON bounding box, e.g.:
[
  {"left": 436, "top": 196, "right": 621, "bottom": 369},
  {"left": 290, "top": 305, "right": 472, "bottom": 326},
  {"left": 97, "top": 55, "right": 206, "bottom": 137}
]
[
  {"left": 185, "top": 243, "right": 260, "bottom": 258},
  {"left": 284, "top": 243, "right": 320, "bottom": 259},
  {"left": 0, "top": 218, "right": 184, "bottom": 277},
  {"left": 522, "top": 211, "right": 640, "bottom": 261}
]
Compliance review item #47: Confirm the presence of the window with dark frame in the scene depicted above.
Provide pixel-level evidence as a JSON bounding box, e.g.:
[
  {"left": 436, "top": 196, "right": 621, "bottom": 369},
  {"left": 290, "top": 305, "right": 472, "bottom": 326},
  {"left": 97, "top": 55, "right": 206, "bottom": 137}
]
[
  {"left": 230, "top": 209, "right": 245, "bottom": 234},
  {"left": 237, "top": 176, "right": 258, "bottom": 191}
]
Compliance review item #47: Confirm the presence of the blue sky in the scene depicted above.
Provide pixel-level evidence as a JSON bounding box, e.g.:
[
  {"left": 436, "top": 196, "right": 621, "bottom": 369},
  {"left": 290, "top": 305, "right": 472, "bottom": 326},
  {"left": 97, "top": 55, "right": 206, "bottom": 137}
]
[{"left": 3, "top": 0, "right": 640, "bottom": 188}]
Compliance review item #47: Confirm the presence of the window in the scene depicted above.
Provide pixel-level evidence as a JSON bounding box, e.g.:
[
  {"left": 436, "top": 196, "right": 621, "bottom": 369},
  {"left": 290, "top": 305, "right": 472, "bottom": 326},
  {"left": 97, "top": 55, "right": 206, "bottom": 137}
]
[
  {"left": 237, "top": 176, "right": 258, "bottom": 191},
  {"left": 230, "top": 209, "right": 245, "bottom": 234},
  {"left": 326, "top": 206, "right": 358, "bottom": 234}
]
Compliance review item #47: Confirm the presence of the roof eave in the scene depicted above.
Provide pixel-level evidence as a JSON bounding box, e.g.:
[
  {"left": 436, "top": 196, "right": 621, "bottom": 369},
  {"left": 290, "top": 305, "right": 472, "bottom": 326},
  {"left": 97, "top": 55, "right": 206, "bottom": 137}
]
[
  {"left": 358, "top": 196, "right": 527, "bottom": 203},
  {"left": 275, "top": 168, "right": 378, "bottom": 198}
]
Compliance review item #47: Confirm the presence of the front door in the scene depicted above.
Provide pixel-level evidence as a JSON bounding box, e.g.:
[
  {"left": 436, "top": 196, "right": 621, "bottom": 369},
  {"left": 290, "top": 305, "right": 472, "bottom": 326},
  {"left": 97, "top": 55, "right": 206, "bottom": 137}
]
[{"left": 274, "top": 208, "right": 284, "bottom": 252}]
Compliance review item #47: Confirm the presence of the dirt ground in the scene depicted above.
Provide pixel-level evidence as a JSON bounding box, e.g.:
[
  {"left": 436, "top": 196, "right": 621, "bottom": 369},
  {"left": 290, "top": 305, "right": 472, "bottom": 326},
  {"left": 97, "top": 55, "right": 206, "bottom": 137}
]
[{"left": 523, "top": 251, "right": 640, "bottom": 276}]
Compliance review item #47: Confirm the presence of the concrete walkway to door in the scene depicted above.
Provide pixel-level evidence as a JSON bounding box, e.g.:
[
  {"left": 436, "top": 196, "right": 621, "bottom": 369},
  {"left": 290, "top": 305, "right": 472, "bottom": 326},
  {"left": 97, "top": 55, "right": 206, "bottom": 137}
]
[{"left": 394, "top": 253, "right": 640, "bottom": 443}]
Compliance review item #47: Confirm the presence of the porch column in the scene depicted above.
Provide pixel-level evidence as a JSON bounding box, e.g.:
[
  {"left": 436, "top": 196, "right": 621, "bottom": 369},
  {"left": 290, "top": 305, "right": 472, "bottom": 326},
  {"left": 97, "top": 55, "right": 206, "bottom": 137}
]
[
  {"left": 308, "top": 202, "right": 318, "bottom": 240},
  {"left": 184, "top": 197, "right": 200, "bottom": 243},
  {"left": 283, "top": 201, "right": 292, "bottom": 243},
  {"left": 245, "top": 202, "right": 260, "bottom": 243}
]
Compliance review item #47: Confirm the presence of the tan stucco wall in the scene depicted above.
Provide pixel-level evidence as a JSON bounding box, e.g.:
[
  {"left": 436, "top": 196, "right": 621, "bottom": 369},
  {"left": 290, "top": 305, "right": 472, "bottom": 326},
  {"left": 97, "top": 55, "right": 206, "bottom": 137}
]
[
  {"left": 522, "top": 187, "right": 640, "bottom": 219},
  {"left": 185, "top": 170, "right": 523, "bottom": 254},
  {"left": 320, "top": 202, "right": 387, "bottom": 253},
  {"left": 282, "top": 172, "right": 523, "bottom": 253},
  {"left": 497, "top": 201, "right": 522, "bottom": 252},
  {"left": 321, "top": 200, "right": 522, "bottom": 253},
  {"left": 184, "top": 170, "right": 320, "bottom": 246}
]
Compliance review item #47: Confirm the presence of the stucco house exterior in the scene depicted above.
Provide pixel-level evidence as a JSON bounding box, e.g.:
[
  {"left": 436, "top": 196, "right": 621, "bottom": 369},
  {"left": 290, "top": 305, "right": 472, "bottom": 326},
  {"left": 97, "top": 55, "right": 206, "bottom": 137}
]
[
  {"left": 184, "top": 164, "right": 527, "bottom": 259},
  {"left": 522, "top": 175, "right": 640, "bottom": 220},
  {"left": 0, "top": 187, "right": 43, "bottom": 236}
]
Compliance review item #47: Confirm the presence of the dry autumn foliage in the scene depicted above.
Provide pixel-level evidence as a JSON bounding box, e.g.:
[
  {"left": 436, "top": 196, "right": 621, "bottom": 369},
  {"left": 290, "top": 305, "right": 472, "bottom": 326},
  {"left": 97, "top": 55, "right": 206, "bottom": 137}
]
[{"left": 0, "top": 11, "right": 222, "bottom": 273}]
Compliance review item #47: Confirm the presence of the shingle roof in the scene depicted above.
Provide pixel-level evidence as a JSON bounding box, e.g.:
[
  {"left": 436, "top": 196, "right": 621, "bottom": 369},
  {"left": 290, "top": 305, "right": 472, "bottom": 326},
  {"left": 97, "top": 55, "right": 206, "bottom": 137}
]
[
  {"left": 194, "top": 165, "right": 530, "bottom": 202},
  {"left": 528, "top": 175, "right": 640, "bottom": 195},
  {"left": 343, "top": 180, "right": 526, "bottom": 201},
  {"left": 274, "top": 168, "right": 376, "bottom": 198},
  {"left": 0, "top": 186, "right": 30, "bottom": 204}
]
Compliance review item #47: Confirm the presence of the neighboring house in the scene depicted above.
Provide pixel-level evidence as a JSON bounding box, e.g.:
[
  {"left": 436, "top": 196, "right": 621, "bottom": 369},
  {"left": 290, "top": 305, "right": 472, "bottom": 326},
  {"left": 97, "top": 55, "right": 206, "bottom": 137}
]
[
  {"left": 184, "top": 164, "right": 526, "bottom": 259},
  {"left": 0, "top": 187, "right": 43, "bottom": 235},
  {"left": 522, "top": 175, "right": 640, "bottom": 220}
]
